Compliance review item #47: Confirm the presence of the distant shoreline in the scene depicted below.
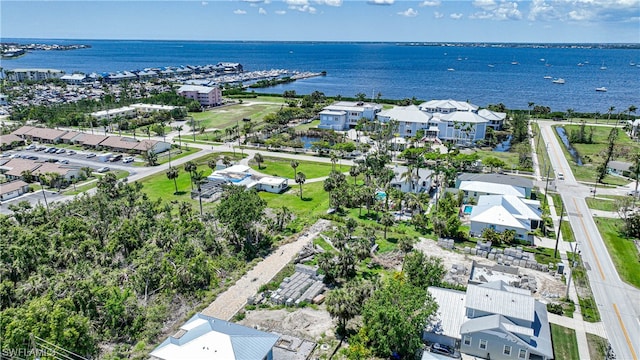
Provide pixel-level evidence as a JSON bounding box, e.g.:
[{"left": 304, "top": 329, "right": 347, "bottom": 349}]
[{"left": 2, "top": 38, "right": 639, "bottom": 50}]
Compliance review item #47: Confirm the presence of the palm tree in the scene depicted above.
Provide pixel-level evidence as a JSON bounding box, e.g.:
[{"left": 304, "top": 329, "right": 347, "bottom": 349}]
[
  {"left": 628, "top": 105, "right": 638, "bottom": 120},
  {"left": 191, "top": 170, "right": 207, "bottom": 217},
  {"left": 330, "top": 151, "right": 338, "bottom": 171},
  {"left": 295, "top": 171, "right": 306, "bottom": 200},
  {"left": 290, "top": 160, "right": 299, "bottom": 180},
  {"left": 349, "top": 166, "right": 360, "bottom": 185},
  {"left": 528, "top": 102, "right": 535, "bottom": 118},
  {"left": 566, "top": 108, "right": 575, "bottom": 124},
  {"left": 208, "top": 158, "right": 218, "bottom": 171},
  {"left": 254, "top": 152, "right": 264, "bottom": 170},
  {"left": 20, "top": 170, "right": 35, "bottom": 183},
  {"left": 607, "top": 106, "right": 615, "bottom": 124},
  {"left": 222, "top": 156, "right": 232, "bottom": 168},
  {"left": 184, "top": 161, "right": 197, "bottom": 190},
  {"left": 379, "top": 212, "right": 395, "bottom": 239},
  {"left": 81, "top": 166, "right": 93, "bottom": 179},
  {"left": 174, "top": 125, "right": 183, "bottom": 148},
  {"left": 166, "top": 167, "right": 179, "bottom": 194}
]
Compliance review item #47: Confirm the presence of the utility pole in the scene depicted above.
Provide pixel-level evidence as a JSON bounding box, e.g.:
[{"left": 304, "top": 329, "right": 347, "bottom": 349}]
[
  {"left": 544, "top": 165, "right": 551, "bottom": 205},
  {"left": 554, "top": 201, "right": 565, "bottom": 258},
  {"left": 566, "top": 242, "right": 580, "bottom": 298},
  {"left": 39, "top": 176, "right": 50, "bottom": 215}
]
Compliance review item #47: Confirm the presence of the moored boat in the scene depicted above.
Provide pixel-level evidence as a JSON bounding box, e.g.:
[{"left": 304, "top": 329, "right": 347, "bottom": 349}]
[
  {"left": 552, "top": 78, "right": 565, "bottom": 84},
  {"left": 596, "top": 87, "right": 607, "bottom": 92}
]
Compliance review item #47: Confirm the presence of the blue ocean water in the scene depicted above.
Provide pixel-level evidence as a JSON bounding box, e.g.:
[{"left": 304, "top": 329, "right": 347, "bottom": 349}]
[{"left": 2, "top": 38, "right": 639, "bottom": 113}]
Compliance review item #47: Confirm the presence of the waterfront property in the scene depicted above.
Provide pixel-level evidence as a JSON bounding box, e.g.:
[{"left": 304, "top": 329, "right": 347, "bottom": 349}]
[
  {"left": 90, "top": 103, "right": 178, "bottom": 121},
  {"left": 60, "top": 73, "right": 88, "bottom": 85},
  {"left": 5, "top": 68, "right": 64, "bottom": 82},
  {"left": 317, "top": 101, "right": 382, "bottom": 130},
  {"left": 458, "top": 180, "right": 526, "bottom": 202},
  {"left": 177, "top": 84, "right": 222, "bottom": 107},
  {"left": 425, "top": 280, "right": 553, "bottom": 360},
  {"left": 375, "top": 99, "right": 499, "bottom": 144},
  {"left": 208, "top": 164, "right": 289, "bottom": 194},
  {"left": 150, "top": 313, "right": 279, "bottom": 360},
  {"left": 469, "top": 195, "right": 542, "bottom": 243}
]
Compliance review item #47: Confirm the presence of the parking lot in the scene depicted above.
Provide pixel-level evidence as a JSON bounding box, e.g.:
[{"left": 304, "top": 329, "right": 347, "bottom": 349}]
[{"left": 1, "top": 146, "right": 140, "bottom": 171}]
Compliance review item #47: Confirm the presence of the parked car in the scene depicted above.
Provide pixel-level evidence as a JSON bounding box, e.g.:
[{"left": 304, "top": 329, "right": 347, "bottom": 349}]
[
  {"left": 86, "top": 153, "right": 96, "bottom": 158},
  {"left": 55, "top": 148, "right": 66, "bottom": 154},
  {"left": 26, "top": 144, "right": 36, "bottom": 150},
  {"left": 97, "top": 167, "right": 110, "bottom": 173},
  {"left": 557, "top": 172, "right": 564, "bottom": 180},
  {"left": 26, "top": 156, "right": 38, "bottom": 160},
  {"left": 430, "top": 343, "right": 454, "bottom": 356},
  {"left": 109, "top": 154, "right": 123, "bottom": 162},
  {"left": 67, "top": 150, "right": 77, "bottom": 155},
  {"left": 1, "top": 152, "right": 13, "bottom": 158},
  {"left": 60, "top": 160, "right": 69, "bottom": 164},
  {"left": 46, "top": 148, "right": 57, "bottom": 153},
  {"left": 35, "top": 146, "right": 46, "bottom": 151},
  {"left": 123, "top": 157, "right": 134, "bottom": 163}
]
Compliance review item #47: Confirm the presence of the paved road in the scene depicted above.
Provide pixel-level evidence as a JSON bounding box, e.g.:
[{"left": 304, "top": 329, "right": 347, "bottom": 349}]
[{"left": 539, "top": 120, "right": 640, "bottom": 360}]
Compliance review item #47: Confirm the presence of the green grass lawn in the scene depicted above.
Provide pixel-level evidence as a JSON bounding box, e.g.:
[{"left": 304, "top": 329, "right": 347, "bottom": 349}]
[
  {"left": 250, "top": 156, "right": 350, "bottom": 179},
  {"left": 551, "top": 324, "right": 580, "bottom": 360},
  {"left": 155, "top": 147, "right": 201, "bottom": 165},
  {"left": 472, "top": 149, "right": 520, "bottom": 171},
  {"left": 586, "top": 333, "right": 610, "bottom": 360},
  {"left": 553, "top": 125, "right": 637, "bottom": 186},
  {"left": 585, "top": 197, "right": 619, "bottom": 212},
  {"left": 293, "top": 119, "right": 320, "bottom": 131},
  {"left": 189, "top": 101, "right": 283, "bottom": 130},
  {"left": 259, "top": 181, "right": 330, "bottom": 229},
  {"left": 533, "top": 122, "right": 554, "bottom": 176},
  {"left": 560, "top": 220, "right": 575, "bottom": 242},
  {"left": 594, "top": 217, "right": 640, "bottom": 288},
  {"left": 63, "top": 170, "right": 129, "bottom": 195}
]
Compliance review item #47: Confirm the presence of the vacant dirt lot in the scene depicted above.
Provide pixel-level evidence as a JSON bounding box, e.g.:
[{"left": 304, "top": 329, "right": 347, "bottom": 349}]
[{"left": 240, "top": 307, "right": 335, "bottom": 340}]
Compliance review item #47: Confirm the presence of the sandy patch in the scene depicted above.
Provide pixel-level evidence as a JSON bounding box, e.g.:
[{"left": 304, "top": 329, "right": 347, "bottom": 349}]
[{"left": 239, "top": 307, "right": 335, "bottom": 340}]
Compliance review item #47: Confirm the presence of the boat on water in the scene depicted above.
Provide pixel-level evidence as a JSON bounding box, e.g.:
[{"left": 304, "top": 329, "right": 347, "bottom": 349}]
[
  {"left": 1, "top": 47, "right": 26, "bottom": 59},
  {"left": 447, "top": 68, "right": 455, "bottom": 71},
  {"left": 544, "top": 75, "right": 553, "bottom": 79},
  {"left": 488, "top": 64, "right": 495, "bottom": 68},
  {"left": 596, "top": 87, "right": 607, "bottom": 92},
  {"left": 552, "top": 78, "right": 565, "bottom": 84},
  {"left": 600, "top": 61, "right": 607, "bottom": 70},
  {"left": 630, "top": 61, "right": 636, "bottom": 66},
  {"left": 577, "top": 63, "right": 584, "bottom": 66}
]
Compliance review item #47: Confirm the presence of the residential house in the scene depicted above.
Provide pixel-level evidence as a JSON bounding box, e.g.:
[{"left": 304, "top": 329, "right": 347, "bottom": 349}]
[
  {"left": 59, "top": 131, "right": 83, "bottom": 144},
  {"left": 133, "top": 139, "right": 171, "bottom": 154},
  {"left": 77, "top": 134, "right": 109, "bottom": 148},
  {"left": 177, "top": 85, "right": 222, "bottom": 107},
  {"left": 0, "top": 134, "right": 25, "bottom": 150},
  {"left": 105, "top": 71, "right": 137, "bottom": 83},
  {"left": 136, "top": 70, "right": 158, "bottom": 80},
  {"left": 628, "top": 119, "right": 640, "bottom": 138},
  {"left": 390, "top": 164, "right": 433, "bottom": 193},
  {"left": 21, "top": 127, "right": 68, "bottom": 144},
  {"left": 0, "top": 180, "right": 30, "bottom": 201},
  {"left": 425, "top": 280, "right": 553, "bottom": 360},
  {"left": 208, "top": 165, "right": 288, "bottom": 194},
  {"left": 376, "top": 105, "right": 434, "bottom": 138},
  {"left": 216, "top": 62, "right": 244, "bottom": 73},
  {"left": 469, "top": 195, "right": 542, "bottom": 243},
  {"left": 607, "top": 160, "right": 632, "bottom": 177},
  {"left": 478, "top": 109, "right": 507, "bottom": 131},
  {"left": 459, "top": 180, "right": 526, "bottom": 203},
  {"left": 0, "top": 93, "right": 9, "bottom": 105},
  {"left": 11, "top": 125, "right": 36, "bottom": 138},
  {"left": 6, "top": 68, "right": 64, "bottom": 82},
  {"left": 432, "top": 111, "right": 488, "bottom": 145},
  {"left": 0, "top": 158, "right": 42, "bottom": 181},
  {"left": 90, "top": 107, "right": 137, "bottom": 121},
  {"left": 60, "top": 73, "right": 88, "bottom": 85},
  {"left": 257, "top": 176, "right": 289, "bottom": 194},
  {"left": 150, "top": 313, "right": 279, "bottom": 360},
  {"left": 130, "top": 103, "right": 177, "bottom": 113},
  {"left": 318, "top": 101, "right": 382, "bottom": 130},
  {"left": 456, "top": 173, "right": 534, "bottom": 199},
  {"left": 33, "top": 162, "right": 80, "bottom": 183}
]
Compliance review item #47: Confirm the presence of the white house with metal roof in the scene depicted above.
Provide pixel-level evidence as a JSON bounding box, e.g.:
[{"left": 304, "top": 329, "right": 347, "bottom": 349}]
[
  {"left": 478, "top": 109, "right": 507, "bottom": 130},
  {"left": 425, "top": 281, "right": 553, "bottom": 360},
  {"left": 150, "top": 313, "right": 279, "bottom": 360},
  {"left": 318, "top": 101, "right": 382, "bottom": 130},
  {"left": 459, "top": 180, "right": 526, "bottom": 203},
  {"left": 469, "top": 195, "right": 542, "bottom": 243},
  {"left": 376, "top": 105, "right": 434, "bottom": 138},
  {"left": 418, "top": 99, "right": 478, "bottom": 114}
]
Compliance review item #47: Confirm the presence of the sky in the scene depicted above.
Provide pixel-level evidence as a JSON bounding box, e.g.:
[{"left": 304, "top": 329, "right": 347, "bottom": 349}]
[{"left": 1, "top": 0, "right": 639, "bottom": 43}]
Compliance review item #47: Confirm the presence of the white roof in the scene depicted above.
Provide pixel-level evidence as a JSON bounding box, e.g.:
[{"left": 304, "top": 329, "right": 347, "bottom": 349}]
[
  {"left": 130, "top": 103, "right": 176, "bottom": 111},
  {"left": 465, "top": 281, "right": 535, "bottom": 322},
  {"left": 178, "top": 85, "right": 217, "bottom": 94},
  {"left": 319, "top": 110, "right": 346, "bottom": 116},
  {"left": 377, "top": 105, "right": 432, "bottom": 123},
  {"left": 220, "top": 164, "right": 251, "bottom": 173},
  {"left": 90, "top": 107, "right": 135, "bottom": 117},
  {"left": 470, "top": 205, "right": 528, "bottom": 230},
  {"left": 459, "top": 181, "right": 525, "bottom": 197},
  {"left": 258, "top": 176, "right": 287, "bottom": 186},
  {"left": 427, "top": 287, "right": 467, "bottom": 340},
  {"left": 439, "top": 111, "right": 488, "bottom": 124},
  {"left": 60, "top": 74, "right": 86, "bottom": 80},
  {"left": 419, "top": 99, "right": 478, "bottom": 112},
  {"left": 475, "top": 195, "right": 541, "bottom": 221},
  {"left": 478, "top": 108, "right": 507, "bottom": 121},
  {"left": 324, "top": 101, "right": 381, "bottom": 112}
]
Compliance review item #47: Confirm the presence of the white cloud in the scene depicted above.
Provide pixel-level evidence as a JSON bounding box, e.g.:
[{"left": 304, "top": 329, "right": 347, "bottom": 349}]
[
  {"left": 470, "top": 1, "right": 522, "bottom": 20},
  {"left": 259, "top": 7, "right": 267, "bottom": 14},
  {"left": 201, "top": 1, "right": 208, "bottom": 5},
  {"left": 398, "top": 8, "right": 418, "bottom": 17},
  {"left": 527, "top": 0, "right": 558, "bottom": 21},
  {"left": 526, "top": 0, "right": 640, "bottom": 22},
  {"left": 420, "top": 0, "right": 440, "bottom": 6},
  {"left": 368, "top": 0, "right": 394, "bottom": 5},
  {"left": 275, "top": 9, "right": 287, "bottom": 14},
  {"left": 434, "top": 11, "right": 444, "bottom": 18},
  {"left": 285, "top": 0, "right": 308, "bottom": 5},
  {"left": 472, "top": 0, "right": 497, "bottom": 10},
  {"left": 568, "top": 9, "right": 594, "bottom": 21},
  {"left": 450, "top": 13, "right": 464, "bottom": 19},
  {"left": 289, "top": 4, "right": 317, "bottom": 13},
  {"left": 233, "top": 9, "right": 247, "bottom": 14},
  {"left": 315, "top": 0, "right": 343, "bottom": 6}
]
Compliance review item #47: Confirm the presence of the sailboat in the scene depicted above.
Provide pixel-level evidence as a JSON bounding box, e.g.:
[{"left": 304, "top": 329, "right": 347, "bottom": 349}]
[
  {"left": 511, "top": 57, "right": 519, "bottom": 65},
  {"left": 552, "top": 78, "right": 565, "bottom": 84},
  {"left": 600, "top": 61, "right": 607, "bottom": 70},
  {"left": 595, "top": 87, "right": 607, "bottom": 92}
]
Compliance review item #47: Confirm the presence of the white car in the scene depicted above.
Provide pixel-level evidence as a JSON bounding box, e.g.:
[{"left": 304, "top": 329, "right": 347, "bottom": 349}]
[
  {"left": 557, "top": 172, "right": 564, "bottom": 180},
  {"left": 26, "top": 144, "right": 36, "bottom": 150},
  {"left": 86, "top": 153, "right": 96, "bottom": 158},
  {"left": 123, "top": 157, "right": 134, "bottom": 163},
  {"left": 96, "top": 167, "right": 110, "bottom": 173}
]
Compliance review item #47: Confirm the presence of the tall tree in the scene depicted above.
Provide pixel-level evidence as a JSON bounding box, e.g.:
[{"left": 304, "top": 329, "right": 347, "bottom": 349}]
[
  {"left": 166, "top": 166, "right": 179, "bottom": 194},
  {"left": 254, "top": 152, "right": 264, "bottom": 170},
  {"left": 191, "top": 170, "right": 207, "bottom": 217},
  {"left": 215, "top": 186, "right": 266, "bottom": 250},
  {"left": 349, "top": 165, "right": 360, "bottom": 185},
  {"left": 596, "top": 128, "right": 619, "bottom": 183},
  {"left": 379, "top": 212, "right": 395, "bottom": 239},
  {"left": 174, "top": 125, "right": 183, "bottom": 148},
  {"left": 295, "top": 171, "right": 306, "bottom": 200},
  {"left": 184, "top": 161, "right": 197, "bottom": 190},
  {"left": 290, "top": 160, "right": 299, "bottom": 180}
]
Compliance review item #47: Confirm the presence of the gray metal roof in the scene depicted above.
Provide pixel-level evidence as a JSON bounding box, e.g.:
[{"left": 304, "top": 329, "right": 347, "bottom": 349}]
[
  {"left": 427, "top": 287, "right": 467, "bottom": 340},
  {"left": 457, "top": 173, "right": 533, "bottom": 190},
  {"left": 465, "top": 281, "right": 535, "bottom": 322}
]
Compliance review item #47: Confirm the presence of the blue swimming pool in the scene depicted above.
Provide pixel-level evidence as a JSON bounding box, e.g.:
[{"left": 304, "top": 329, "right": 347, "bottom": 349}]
[
  {"left": 463, "top": 205, "right": 473, "bottom": 214},
  {"left": 376, "top": 191, "right": 387, "bottom": 200}
]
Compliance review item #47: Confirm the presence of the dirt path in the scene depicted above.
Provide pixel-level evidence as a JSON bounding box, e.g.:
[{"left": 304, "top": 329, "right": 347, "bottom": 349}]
[{"left": 201, "top": 219, "right": 332, "bottom": 320}]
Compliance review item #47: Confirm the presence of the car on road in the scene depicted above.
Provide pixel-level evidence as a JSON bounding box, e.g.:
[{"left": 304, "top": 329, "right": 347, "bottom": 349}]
[
  {"left": 86, "top": 153, "right": 96, "bottom": 158},
  {"left": 557, "top": 172, "right": 564, "bottom": 180},
  {"left": 109, "top": 154, "right": 123, "bottom": 162},
  {"left": 96, "top": 167, "right": 110, "bottom": 173}
]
